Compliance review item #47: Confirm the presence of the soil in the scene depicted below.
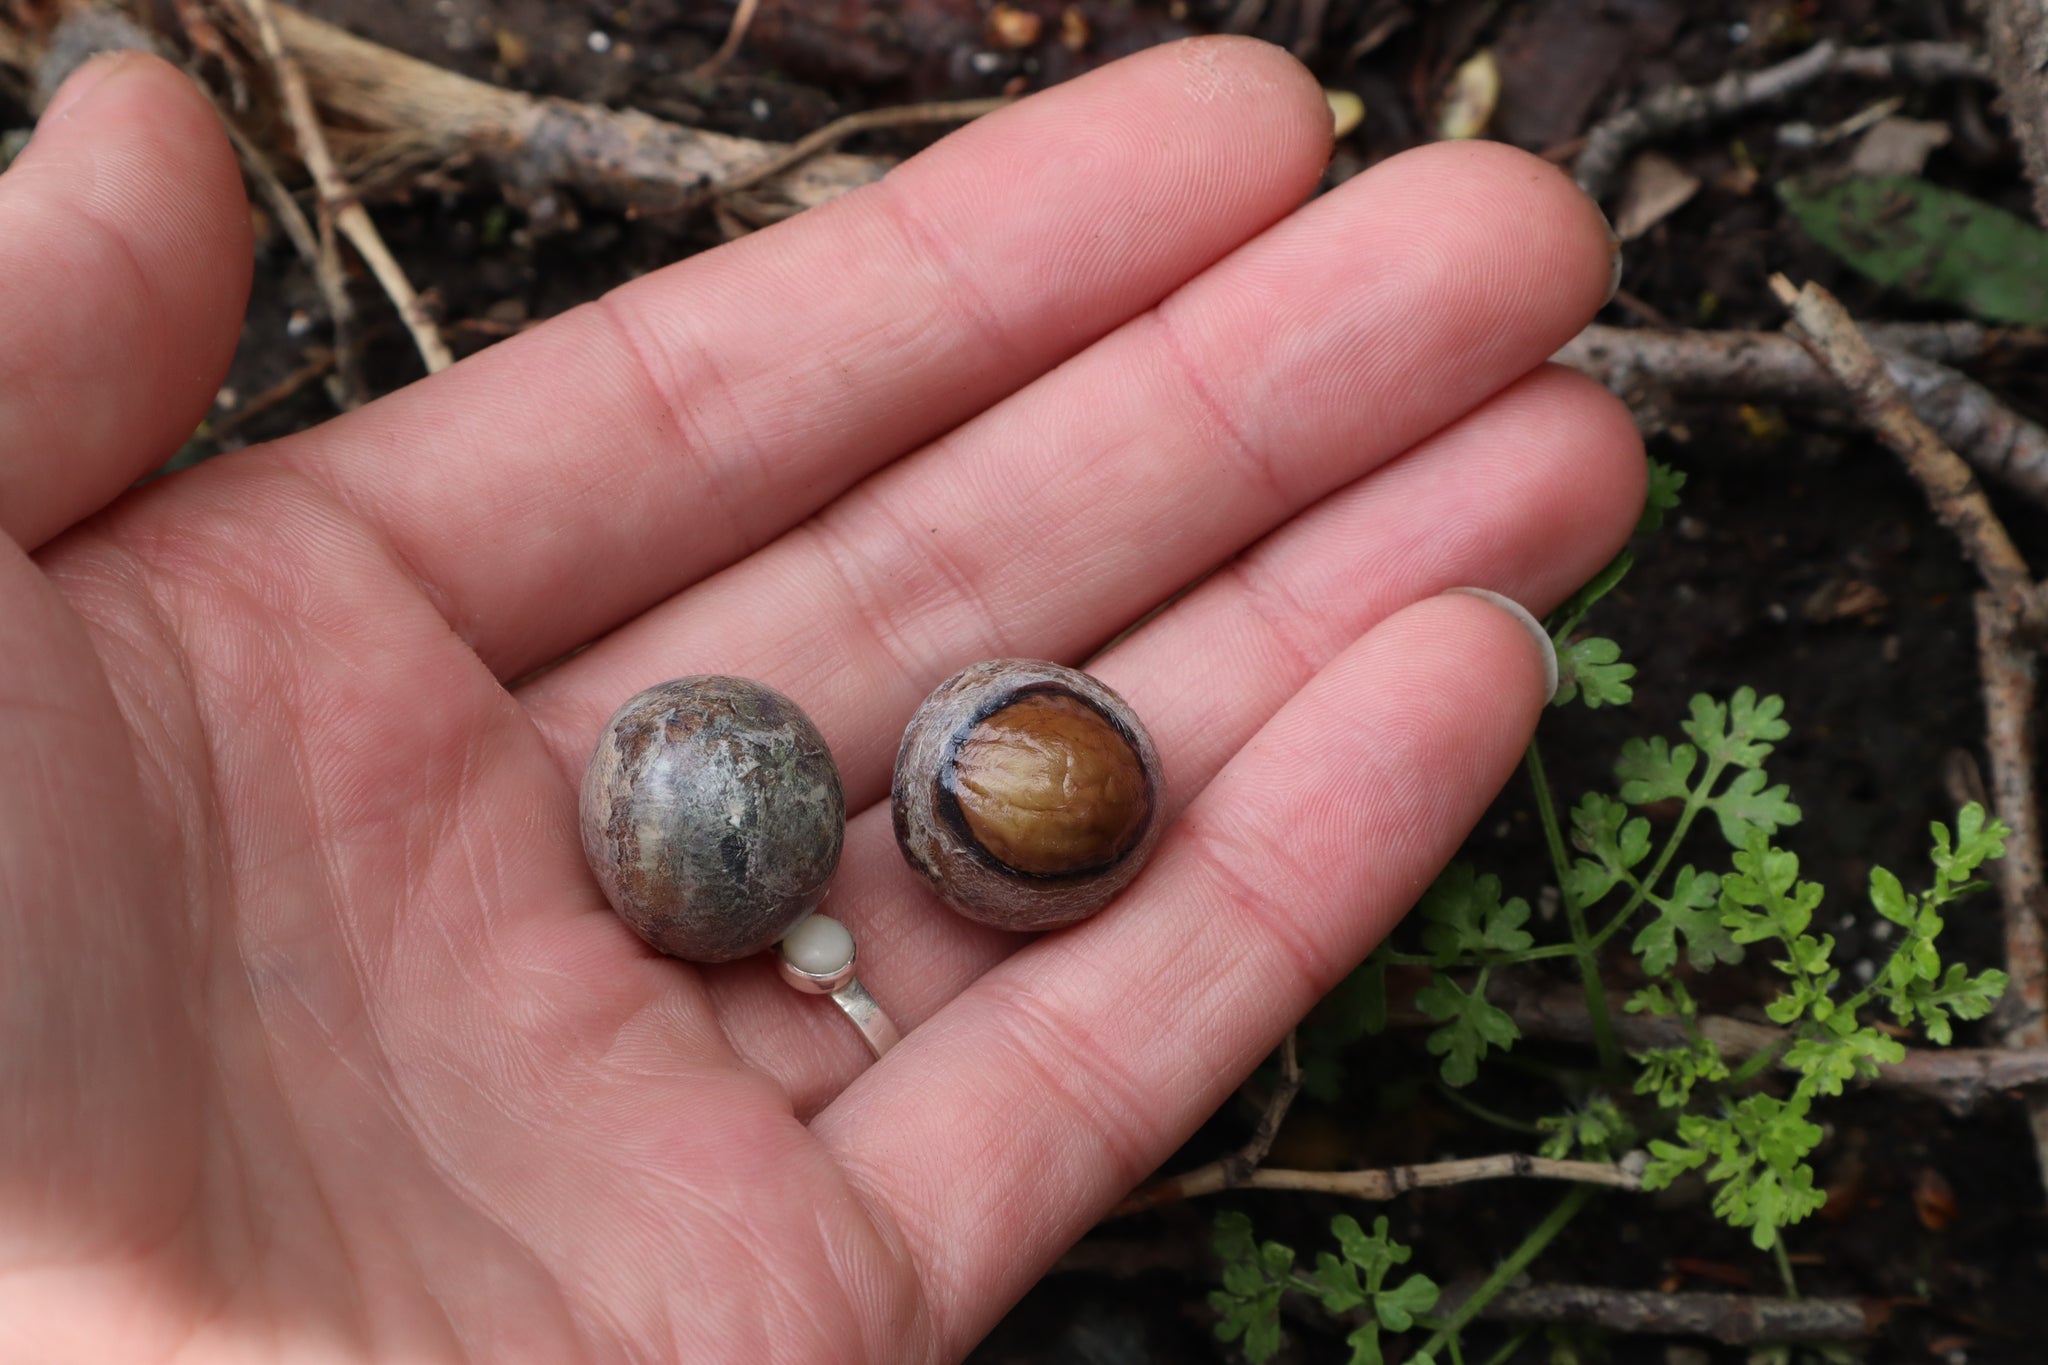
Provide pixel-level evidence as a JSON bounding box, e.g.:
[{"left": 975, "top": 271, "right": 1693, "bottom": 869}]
[{"left": 8, "top": 0, "right": 2047, "bottom": 1359}]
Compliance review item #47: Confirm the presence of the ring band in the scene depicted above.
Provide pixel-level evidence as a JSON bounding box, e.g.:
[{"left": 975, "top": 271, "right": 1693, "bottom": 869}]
[{"left": 777, "top": 915, "right": 901, "bottom": 1059}]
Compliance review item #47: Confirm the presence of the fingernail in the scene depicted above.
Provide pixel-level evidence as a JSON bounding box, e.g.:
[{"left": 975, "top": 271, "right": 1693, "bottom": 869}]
[
  {"left": 40, "top": 49, "right": 135, "bottom": 124},
  {"left": 1444, "top": 587, "right": 1559, "bottom": 702}
]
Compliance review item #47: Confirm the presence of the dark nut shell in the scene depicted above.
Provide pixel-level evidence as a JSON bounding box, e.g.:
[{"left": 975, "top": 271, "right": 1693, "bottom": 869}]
[
  {"left": 892, "top": 659, "right": 1162, "bottom": 931},
  {"left": 581, "top": 676, "right": 845, "bottom": 963}
]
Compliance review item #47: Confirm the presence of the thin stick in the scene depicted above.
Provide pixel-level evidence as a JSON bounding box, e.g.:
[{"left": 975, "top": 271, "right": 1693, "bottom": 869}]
[
  {"left": 1113, "top": 1032, "right": 1303, "bottom": 1215},
  {"left": 1983, "top": 0, "right": 2048, "bottom": 227},
  {"left": 239, "top": 0, "right": 452, "bottom": 376},
  {"left": 1111, "top": 1151, "right": 1641, "bottom": 1216},
  {"left": 1411, "top": 977, "right": 2048, "bottom": 1116},
  {"left": 208, "top": 102, "right": 365, "bottom": 405},
  {"left": 1574, "top": 40, "right": 1989, "bottom": 199},
  {"left": 207, "top": 346, "right": 335, "bottom": 442},
  {"left": 710, "top": 98, "right": 1013, "bottom": 202},
  {"left": 1474, "top": 1283, "right": 1885, "bottom": 1344},
  {"left": 693, "top": 0, "right": 760, "bottom": 78},
  {"left": 1769, "top": 274, "right": 2040, "bottom": 630},
  {"left": 1555, "top": 323, "right": 2048, "bottom": 507},
  {"left": 1975, "top": 593, "right": 2048, "bottom": 1196}
]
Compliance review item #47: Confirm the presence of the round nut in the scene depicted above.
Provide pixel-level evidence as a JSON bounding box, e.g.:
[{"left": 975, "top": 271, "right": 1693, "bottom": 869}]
[
  {"left": 580, "top": 676, "right": 845, "bottom": 963},
  {"left": 892, "top": 659, "right": 1162, "bottom": 931}
]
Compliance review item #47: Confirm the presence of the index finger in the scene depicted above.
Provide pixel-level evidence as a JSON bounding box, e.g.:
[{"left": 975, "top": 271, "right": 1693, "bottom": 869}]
[{"left": 254, "top": 39, "right": 1336, "bottom": 677}]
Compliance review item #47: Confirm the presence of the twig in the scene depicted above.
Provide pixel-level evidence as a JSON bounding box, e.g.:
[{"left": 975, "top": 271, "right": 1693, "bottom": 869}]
[
  {"left": 1555, "top": 323, "right": 2048, "bottom": 507},
  {"left": 207, "top": 346, "right": 335, "bottom": 443},
  {"left": 2, "top": 2, "right": 900, "bottom": 219},
  {"left": 1110, "top": 1151, "right": 1642, "bottom": 1216},
  {"left": 703, "top": 97, "right": 1013, "bottom": 204},
  {"left": 693, "top": 0, "right": 761, "bottom": 78},
  {"left": 1769, "top": 275, "right": 2039, "bottom": 630},
  {"left": 1467, "top": 1283, "right": 1887, "bottom": 1344},
  {"left": 1983, "top": 0, "right": 2048, "bottom": 226},
  {"left": 1112, "top": 1032, "right": 1303, "bottom": 1215},
  {"left": 1416, "top": 978, "right": 2048, "bottom": 1116},
  {"left": 1574, "top": 40, "right": 1990, "bottom": 199},
  {"left": 1975, "top": 593, "right": 2048, "bottom": 1193},
  {"left": 238, "top": 0, "right": 451, "bottom": 377}
]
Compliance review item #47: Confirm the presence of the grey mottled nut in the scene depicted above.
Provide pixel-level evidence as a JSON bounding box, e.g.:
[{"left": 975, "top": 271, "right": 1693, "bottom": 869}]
[
  {"left": 580, "top": 677, "right": 845, "bottom": 963},
  {"left": 892, "top": 659, "right": 1162, "bottom": 932}
]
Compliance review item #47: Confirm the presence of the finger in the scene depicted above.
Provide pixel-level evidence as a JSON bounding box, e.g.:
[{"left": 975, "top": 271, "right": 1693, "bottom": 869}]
[
  {"left": 258, "top": 38, "right": 1335, "bottom": 675},
  {"left": 814, "top": 592, "right": 1554, "bottom": 1352},
  {"left": 715, "top": 365, "right": 1644, "bottom": 1109},
  {"left": 523, "top": 139, "right": 1617, "bottom": 802},
  {"left": 0, "top": 52, "right": 251, "bottom": 550}
]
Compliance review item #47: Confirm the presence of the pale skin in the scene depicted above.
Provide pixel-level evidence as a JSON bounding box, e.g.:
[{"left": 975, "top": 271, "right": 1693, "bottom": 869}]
[{"left": 0, "top": 38, "right": 1644, "bottom": 1365}]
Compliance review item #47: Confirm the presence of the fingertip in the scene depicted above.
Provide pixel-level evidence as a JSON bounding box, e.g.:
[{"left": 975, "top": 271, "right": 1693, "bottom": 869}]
[
  {"left": 1166, "top": 34, "right": 1332, "bottom": 152},
  {"left": 1364, "top": 139, "right": 1621, "bottom": 329}
]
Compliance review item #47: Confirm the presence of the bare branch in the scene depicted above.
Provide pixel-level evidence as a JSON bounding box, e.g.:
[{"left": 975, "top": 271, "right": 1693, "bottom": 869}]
[
  {"left": 1111, "top": 1150, "right": 1642, "bottom": 1217},
  {"left": 1575, "top": 40, "right": 1989, "bottom": 199},
  {"left": 1557, "top": 323, "right": 2048, "bottom": 507},
  {"left": 1976, "top": 593, "right": 2048, "bottom": 1192},
  {"left": 1468, "top": 1283, "right": 1886, "bottom": 1344},
  {"left": 1112, "top": 1033, "right": 1304, "bottom": 1215},
  {"left": 1770, "top": 275, "right": 2039, "bottom": 627},
  {"left": 1982, "top": 0, "right": 2048, "bottom": 226},
  {"left": 1420, "top": 978, "right": 2048, "bottom": 1116}
]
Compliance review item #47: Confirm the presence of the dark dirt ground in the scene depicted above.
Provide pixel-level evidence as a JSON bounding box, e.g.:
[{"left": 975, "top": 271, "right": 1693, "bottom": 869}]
[{"left": 8, "top": 0, "right": 2048, "bottom": 1360}]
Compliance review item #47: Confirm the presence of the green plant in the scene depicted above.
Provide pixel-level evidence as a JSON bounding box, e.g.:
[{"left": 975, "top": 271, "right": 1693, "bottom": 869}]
[
  {"left": 1204, "top": 461, "right": 2009, "bottom": 1363},
  {"left": 1208, "top": 1211, "right": 1440, "bottom": 1365}
]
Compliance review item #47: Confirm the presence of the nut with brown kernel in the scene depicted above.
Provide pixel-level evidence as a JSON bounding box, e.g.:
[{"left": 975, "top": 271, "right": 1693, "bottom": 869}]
[{"left": 892, "top": 659, "right": 1162, "bottom": 931}]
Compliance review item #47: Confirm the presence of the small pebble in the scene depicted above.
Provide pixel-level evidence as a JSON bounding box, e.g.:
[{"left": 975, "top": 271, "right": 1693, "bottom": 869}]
[
  {"left": 586, "top": 29, "right": 612, "bottom": 54},
  {"left": 1728, "top": 21, "right": 1750, "bottom": 43},
  {"left": 286, "top": 309, "right": 314, "bottom": 338},
  {"left": 1854, "top": 959, "right": 1876, "bottom": 984},
  {"left": 751, "top": 98, "right": 771, "bottom": 120},
  {"left": 970, "top": 50, "right": 1005, "bottom": 75}
]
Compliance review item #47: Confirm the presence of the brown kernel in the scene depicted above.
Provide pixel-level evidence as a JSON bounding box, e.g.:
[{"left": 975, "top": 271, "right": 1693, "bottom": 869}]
[{"left": 948, "top": 692, "right": 1147, "bottom": 875}]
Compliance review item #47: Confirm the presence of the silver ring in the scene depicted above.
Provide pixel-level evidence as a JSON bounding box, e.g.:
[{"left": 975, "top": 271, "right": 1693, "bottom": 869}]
[{"left": 776, "top": 915, "right": 902, "bottom": 1059}]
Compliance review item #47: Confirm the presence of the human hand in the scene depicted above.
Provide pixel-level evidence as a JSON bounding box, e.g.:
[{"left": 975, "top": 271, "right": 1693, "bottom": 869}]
[{"left": 0, "top": 39, "right": 1641, "bottom": 1362}]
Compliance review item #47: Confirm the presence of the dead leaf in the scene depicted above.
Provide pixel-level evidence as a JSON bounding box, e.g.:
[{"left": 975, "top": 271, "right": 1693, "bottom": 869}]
[
  {"left": 1058, "top": 5, "right": 1088, "bottom": 51},
  {"left": 1914, "top": 1166, "right": 1958, "bottom": 1232},
  {"left": 1436, "top": 49, "right": 1500, "bottom": 141},
  {"left": 1612, "top": 151, "right": 1701, "bottom": 241},
  {"left": 1326, "top": 89, "right": 1365, "bottom": 140},
  {"left": 1848, "top": 117, "right": 1954, "bottom": 179},
  {"left": 1802, "top": 577, "right": 1889, "bottom": 623},
  {"left": 493, "top": 27, "right": 529, "bottom": 70},
  {"left": 986, "top": 3, "right": 1041, "bottom": 48}
]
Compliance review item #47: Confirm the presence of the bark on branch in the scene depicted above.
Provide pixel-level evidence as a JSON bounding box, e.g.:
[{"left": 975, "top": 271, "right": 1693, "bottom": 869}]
[{"left": 1463, "top": 1283, "right": 1887, "bottom": 1344}]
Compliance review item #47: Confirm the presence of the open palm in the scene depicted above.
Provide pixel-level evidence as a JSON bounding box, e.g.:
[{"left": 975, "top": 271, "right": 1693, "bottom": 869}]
[{"left": 0, "top": 39, "right": 1642, "bottom": 1363}]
